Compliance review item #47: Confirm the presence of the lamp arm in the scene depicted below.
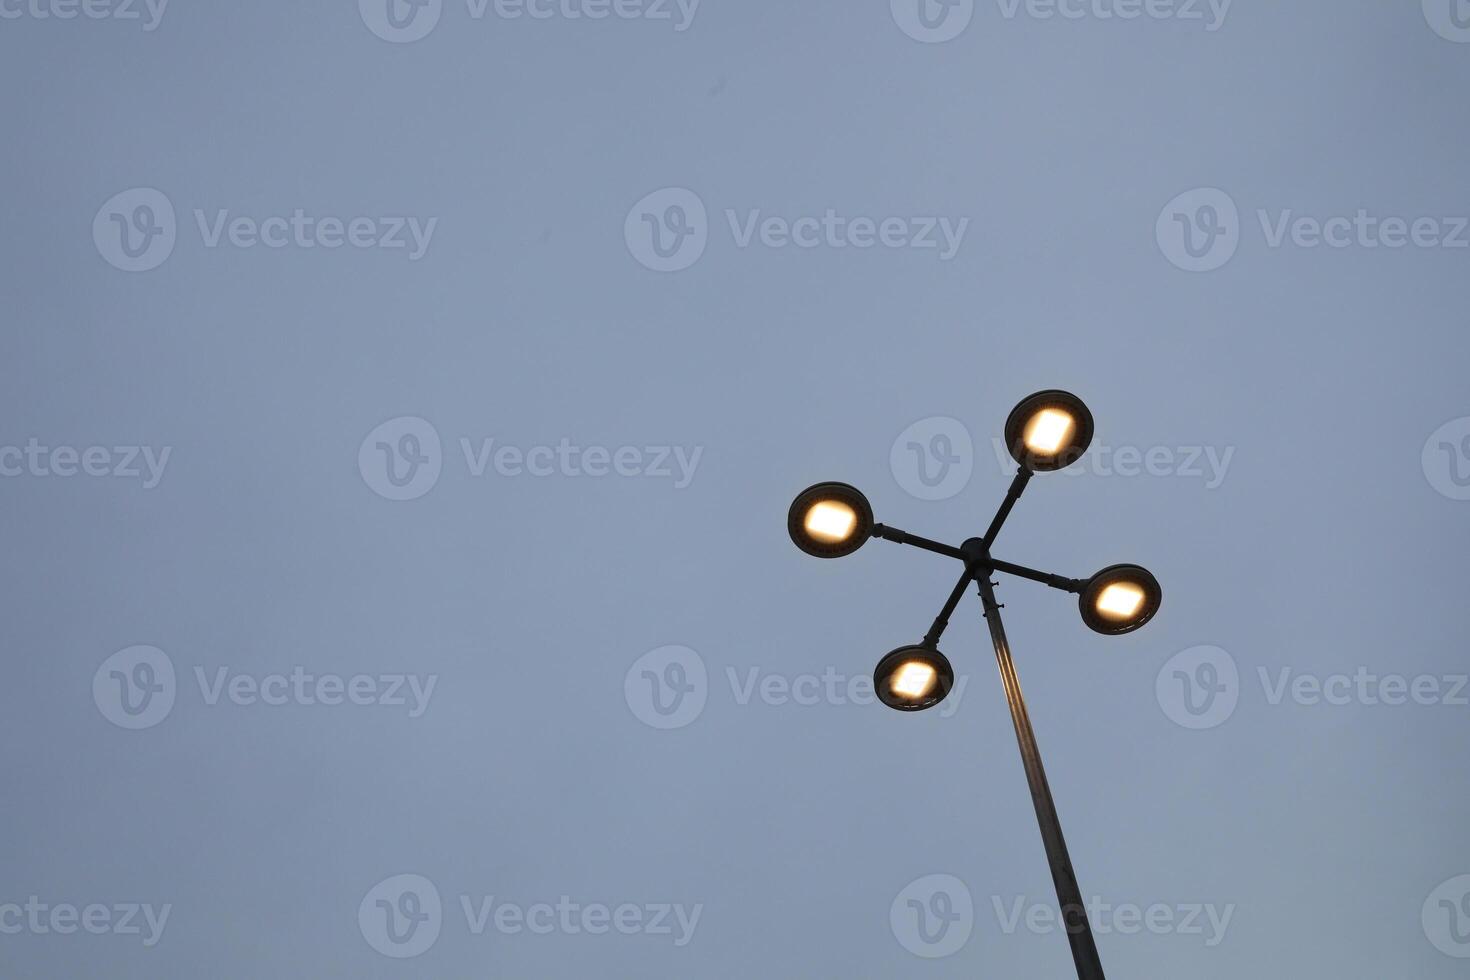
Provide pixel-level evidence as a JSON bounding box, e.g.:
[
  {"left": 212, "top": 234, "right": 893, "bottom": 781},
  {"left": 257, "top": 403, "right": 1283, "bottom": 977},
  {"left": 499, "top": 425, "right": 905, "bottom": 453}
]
[
  {"left": 870, "top": 524, "right": 967, "bottom": 561},
  {"left": 981, "top": 469, "right": 1032, "bottom": 548},
  {"left": 921, "top": 569, "right": 975, "bottom": 648},
  {"left": 986, "top": 556, "right": 1086, "bottom": 594}
]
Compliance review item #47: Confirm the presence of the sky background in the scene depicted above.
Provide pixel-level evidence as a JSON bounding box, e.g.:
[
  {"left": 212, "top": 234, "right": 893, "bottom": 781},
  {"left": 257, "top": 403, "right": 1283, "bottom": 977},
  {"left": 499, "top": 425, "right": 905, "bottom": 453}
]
[{"left": 3, "top": 0, "right": 1469, "bottom": 977}]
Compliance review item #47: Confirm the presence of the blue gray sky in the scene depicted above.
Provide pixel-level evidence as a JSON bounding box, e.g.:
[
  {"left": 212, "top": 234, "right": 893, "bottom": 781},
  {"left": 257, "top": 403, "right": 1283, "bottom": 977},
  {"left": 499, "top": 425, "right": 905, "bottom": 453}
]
[{"left": 2, "top": 1, "right": 1469, "bottom": 976}]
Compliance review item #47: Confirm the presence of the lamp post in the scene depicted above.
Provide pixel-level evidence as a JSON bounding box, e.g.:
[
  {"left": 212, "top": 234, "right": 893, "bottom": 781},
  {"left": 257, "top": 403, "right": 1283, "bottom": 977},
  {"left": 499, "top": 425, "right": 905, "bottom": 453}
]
[{"left": 787, "top": 390, "right": 1162, "bottom": 980}]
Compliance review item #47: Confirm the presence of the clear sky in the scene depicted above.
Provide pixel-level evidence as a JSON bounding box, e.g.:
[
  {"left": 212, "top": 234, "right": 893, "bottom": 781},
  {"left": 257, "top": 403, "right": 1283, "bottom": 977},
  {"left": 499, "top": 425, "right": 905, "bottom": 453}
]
[{"left": 2, "top": 1, "right": 1468, "bottom": 976}]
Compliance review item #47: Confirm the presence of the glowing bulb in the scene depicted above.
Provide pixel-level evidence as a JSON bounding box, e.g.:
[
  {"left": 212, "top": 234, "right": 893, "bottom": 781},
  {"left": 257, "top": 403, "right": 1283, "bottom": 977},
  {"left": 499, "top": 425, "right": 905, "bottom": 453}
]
[
  {"left": 804, "top": 500, "right": 857, "bottom": 544},
  {"left": 1023, "top": 408, "right": 1076, "bottom": 456},
  {"left": 1095, "top": 582, "right": 1146, "bottom": 621},
  {"left": 891, "top": 661, "right": 937, "bottom": 700}
]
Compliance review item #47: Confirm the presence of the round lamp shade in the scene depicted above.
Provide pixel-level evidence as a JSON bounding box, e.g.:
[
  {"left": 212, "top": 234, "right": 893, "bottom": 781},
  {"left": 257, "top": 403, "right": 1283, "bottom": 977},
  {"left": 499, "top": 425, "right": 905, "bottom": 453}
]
[
  {"left": 874, "top": 645, "right": 955, "bottom": 711},
  {"left": 1004, "top": 390, "right": 1095, "bottom": 473},
  {"left": 788, "top": 482, "right": 874, "bottom": 559},
  {"left": 1079, "top": 564, "right": 1162, "bottom": 635}
]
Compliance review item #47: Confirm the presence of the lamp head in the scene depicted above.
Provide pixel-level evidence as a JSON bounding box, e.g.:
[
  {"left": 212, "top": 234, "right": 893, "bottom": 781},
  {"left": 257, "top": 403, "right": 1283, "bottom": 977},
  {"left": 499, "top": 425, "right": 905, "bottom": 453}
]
[
  {"left": 1079, "top": 564, "right": 1162, "bottom": 635},
  {"left": 874, "top": 644, "right": 955, "bottom": 711},
  {"left": 787, "top": 482, "right": 874, "bottom": 559},
  {"left": 1004, "top": 390, "right": 1095, "bottom": 473}
]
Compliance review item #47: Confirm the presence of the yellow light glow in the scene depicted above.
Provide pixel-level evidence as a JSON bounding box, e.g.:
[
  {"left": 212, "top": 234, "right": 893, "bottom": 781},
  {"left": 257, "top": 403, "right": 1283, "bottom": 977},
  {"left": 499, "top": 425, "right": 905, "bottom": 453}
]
[
  {"left": 804, "top": 500, "right": 857, "bottom": 544},
  {"left": 891, "top": 661, "right": 938, "bottom": 700},
  {"left": 1096, "top": 582, "right": 1146, "bottom": 621},
  {"left": 1023, "top": 408, "right": 1076, "bottom": 456}
]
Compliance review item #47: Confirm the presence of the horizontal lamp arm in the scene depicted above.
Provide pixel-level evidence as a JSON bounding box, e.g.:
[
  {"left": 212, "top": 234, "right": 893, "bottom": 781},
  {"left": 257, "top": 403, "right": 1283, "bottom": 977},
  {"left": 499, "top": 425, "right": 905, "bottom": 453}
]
[
  {"left": 986, "top": 556, "right": 1086, "bottom": 594},
  {"left": 870, "top": 524, "right": 968, "bottom": 561}
]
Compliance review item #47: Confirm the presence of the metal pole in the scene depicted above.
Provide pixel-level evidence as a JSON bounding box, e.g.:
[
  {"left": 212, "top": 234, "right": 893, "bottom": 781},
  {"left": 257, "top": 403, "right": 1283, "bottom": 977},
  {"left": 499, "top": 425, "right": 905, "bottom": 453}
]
[{"left": 976, "top": 575, "right": 1106, "bottom": 980}]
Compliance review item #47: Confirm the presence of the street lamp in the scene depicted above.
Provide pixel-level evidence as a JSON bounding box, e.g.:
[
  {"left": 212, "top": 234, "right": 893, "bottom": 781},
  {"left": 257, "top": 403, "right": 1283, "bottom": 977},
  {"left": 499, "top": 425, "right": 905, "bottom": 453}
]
[
  {"left": 787, "top": 390, "right": 1161, "bottom": 980},
  {"left": 874, "top": 644, "right": 955, "bottom": 711},
  {"left": 787, "top": 481, "right": 874, "bottom": 559}
]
